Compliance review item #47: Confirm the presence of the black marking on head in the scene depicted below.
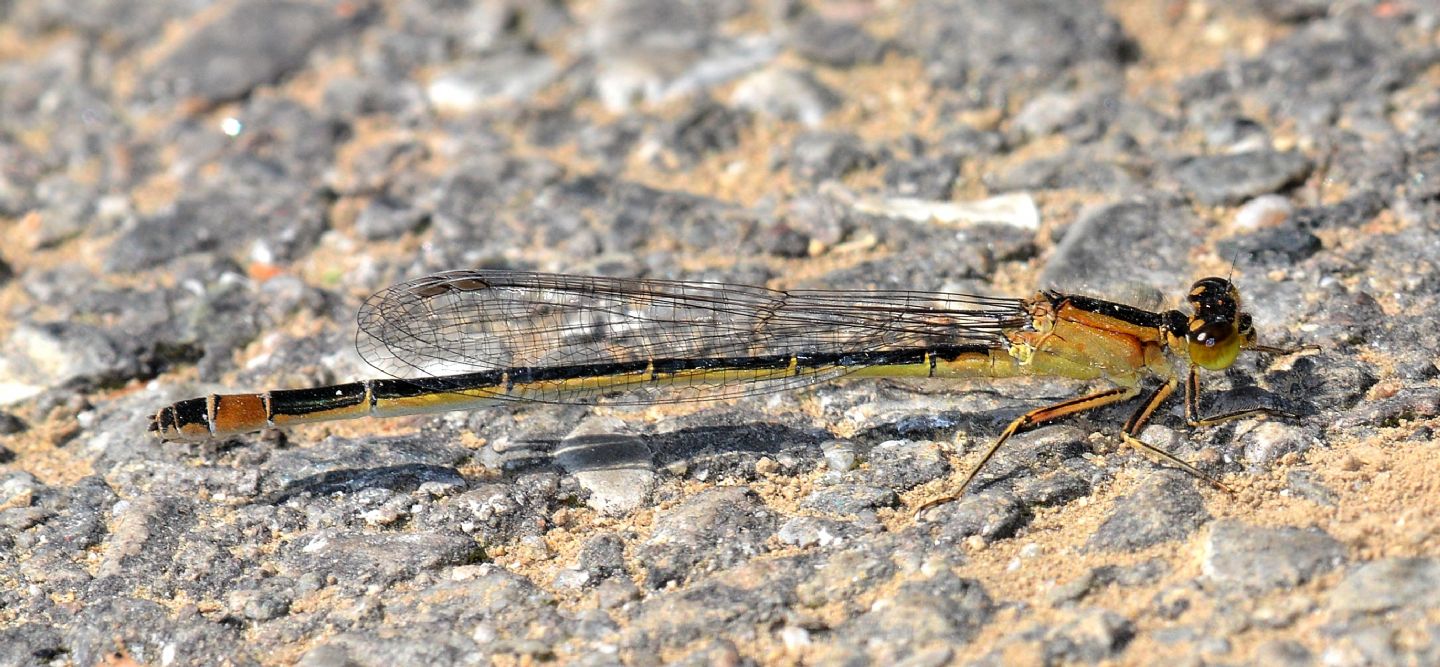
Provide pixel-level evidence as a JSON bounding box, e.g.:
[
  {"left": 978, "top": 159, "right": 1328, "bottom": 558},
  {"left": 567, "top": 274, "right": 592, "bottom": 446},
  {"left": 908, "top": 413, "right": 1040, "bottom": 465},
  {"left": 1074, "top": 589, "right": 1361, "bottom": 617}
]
[{"left": 1186, "top": 278, "right": 1242, "bottom": 337}]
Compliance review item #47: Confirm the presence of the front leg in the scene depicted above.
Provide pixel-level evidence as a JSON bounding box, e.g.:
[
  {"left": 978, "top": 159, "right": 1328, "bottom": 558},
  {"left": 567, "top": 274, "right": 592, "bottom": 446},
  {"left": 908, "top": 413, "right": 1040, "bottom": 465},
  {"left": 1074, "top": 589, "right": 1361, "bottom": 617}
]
[{"left": 1122, "top": 375, "right": 1231, "bottom": 493}]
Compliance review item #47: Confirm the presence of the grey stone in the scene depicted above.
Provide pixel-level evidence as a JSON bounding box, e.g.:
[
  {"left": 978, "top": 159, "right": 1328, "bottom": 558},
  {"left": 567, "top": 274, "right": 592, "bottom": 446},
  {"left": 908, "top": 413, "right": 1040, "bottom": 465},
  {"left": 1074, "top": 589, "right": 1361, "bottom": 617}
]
[
  {"left": 15, "top": 477, "right": 113, "bottom": 579},
  {"left": 298, "top": 634, "right": 485, "bottom": 666},
  {"left": 1333, "top": 386, "right": 1440, "bottom": 430},
  {"left": 1, "top": 321, "right": 135, "bottom": 395},
  {"left": 30, "top": 174, "right": 97, "bottom": 249},
  {"left": 374, "top": 566, "right": 568, "bottom": 653},
  {"left": 784, "top": 13, "right": 885, "bottom": 67},
  {"left": 938, "top": 125, "right": 1006, "bottom": 156},
  {"left": 620, "top": 558, "right": 808, "bottom": 651},
  {"left": 1215, "top": 223, "right": 1323, "bottom": 269},
  {"left": 596, "top": 576, "right": 641, "bottom": 609},
  {"left": 1049, "top": 561, "right": 1169, "bottom": 606},
  {"left": 860, "top": 439, "right": 950, "bottom": 491},
  {"left": 354, "top": 199, "right": 428, "bottom": 241},
  {"left": 1247, "top": 0, "right": 1332, "bottom": 21},
  {"left": 278, "top": 531, "right": 483, "bottom": 589},
  {"left": 654, "top": 99, "right": 749, "bottom": 165},
  {"left": 903, "top": 0, "right": 1129, "bottom": 99},
  {"left": 789, "top": 132, "right": 875, "bottom": 184},
  {"left": 1200, "top": 520, "right": 1346, "bottom": 591},
  {"left": 635, "top": 487, "right": 777, "bottom": 587},
  {"left": 795, "top": 547, "right": 896, "bottom": 609},
  {"left": 1013, "top": 91, "right": 1089, "bottom": 139},
  {"left": 97, "top": 495, "right": 201, "bottom": 579},
  {"left": 228, "top": 585, "right": 294, "bottom": 621},
  {"left": 0, "top": 411, "right": 27, "bottom": 436},
  {"left": 1177, "top": 19, "right": 1436, "bottom": 132},
  {"left": 776, "top": 516, "right": 858, "bottom": 548},
  {"left": 924, "top": 488, "right": 1029, "bottom": 543},
  {"left": 69, "top": 598, "right": 249, "bottom": 665},
  {"left": 1041, "top": 195, "right": 1200, "bottom": 299},
  {"left": 834, "top": 572, "right": 993, "bottom": 662},
  {"left": 1405, "top": 142, "right": 1440, "bottom": 201},
  {"left": 70, "top": 492, "right": 241, "bottom": 600},
  {"left": 259, "top": 432, "right": 469, "bottom": 485},
  {"left": 1284, "top": 470, "right": 1339, "bottom": 508},
  {"left": 884, "top": 156, "right": 960, "bottom": 199},
  {"left": 989, "top": 153, "right": 1140, "bottom": 193},
  {"left": 1043, "top": 608, "right": 1135, "bottom": 664},
  {"left": 8, "top": 1, "right": 1440, "bottom": 663},
  {"left": 458, "top": 0, "right": 572, "bottom": 55},
  {"left": 1328, "top": 558, "right": 1440, "bottom": 615},
  {"left": 820, "top": 440, "right": 858, "bottom": 472},
  {"left": 1014, "top": 470, "right": 1093, "bottom": 508},
  {"left": 10, "top": 0, "right": 202, "bottom": 47},
  {"left": 801, "top": 483, "right": 898, "bottom": 517},
  {"left": 1241, "top": 421, "right": 1318, "bottom": 466},
  {"left": 427, "top": 51, "right": 561, "bottom": 112},
  {"left": 1268, "top": 354, "right": 1374, "bottom": 422},
  {"left": 0, "top": 139, "right": 39, "bottom": 218},
  {"left": 1088, "top": 472, "right": 1210, "bottom": 552},
  {"left": 576, "top": 532, "right": 628, "bottom": 582},
  {"left": 1318, "top": 624, "right": 1413, "bottom": 666},
  {"left": 1173, "top": 150, "right": 1312, "bottom": 205},
  {"left": 144, "top": 0, "right": 351, "bottom": 104},
  {"left": 0, "top": 623, "right": 65, "bottom": 667},
  {"left": 668, "top": 639, "right": 745, "bottom": 667},
  {"left": 588, "top": 0, "right": 724, "bottom": 57},
  {"left": 1201, "top": 115, "right": 1270, "bottom": 151},
  {"left": 588, "top": 0, "right": 776, "bottom": 110},
  {"left": 729, "top": 67, "right": 839, "bottom": 127},
  {"left": 103, "top": 188, "right": 328, "bottom": 273},
  {"left": 1293, "top": 192, "right": 1387, "bottom": 230},
  {"left": 1250, "top": 594, "right": 1316, "bottom": 629}
]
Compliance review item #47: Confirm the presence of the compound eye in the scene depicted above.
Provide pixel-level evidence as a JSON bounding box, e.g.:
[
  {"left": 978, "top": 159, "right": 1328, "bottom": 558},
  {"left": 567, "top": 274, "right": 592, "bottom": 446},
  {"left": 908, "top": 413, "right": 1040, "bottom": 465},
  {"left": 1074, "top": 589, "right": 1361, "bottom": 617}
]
[
  {"left": 1236, "top": 313, "right": 1258, "bottom": 345},
  {"left": 1190, "top": 321, "right": 1233, "bottom": 348},
  {"left": 1188, "top": 317, "right": 1242, "bottom": 370}
]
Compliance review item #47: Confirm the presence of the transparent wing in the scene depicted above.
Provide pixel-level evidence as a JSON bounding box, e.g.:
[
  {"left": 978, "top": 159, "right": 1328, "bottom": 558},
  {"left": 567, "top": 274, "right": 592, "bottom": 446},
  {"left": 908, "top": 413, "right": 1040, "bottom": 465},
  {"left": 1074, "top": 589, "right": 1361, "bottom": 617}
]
[{"left": 355, "top": 270, "right": 1028, "bottom": 404}]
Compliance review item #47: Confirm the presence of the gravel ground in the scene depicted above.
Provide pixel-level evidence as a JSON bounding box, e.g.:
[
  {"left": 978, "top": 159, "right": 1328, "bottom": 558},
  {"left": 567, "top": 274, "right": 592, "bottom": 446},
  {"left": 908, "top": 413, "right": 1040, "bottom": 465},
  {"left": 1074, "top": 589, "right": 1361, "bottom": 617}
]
[{"left": 2, "top": 1, "right": 1439, "bottom": 665}]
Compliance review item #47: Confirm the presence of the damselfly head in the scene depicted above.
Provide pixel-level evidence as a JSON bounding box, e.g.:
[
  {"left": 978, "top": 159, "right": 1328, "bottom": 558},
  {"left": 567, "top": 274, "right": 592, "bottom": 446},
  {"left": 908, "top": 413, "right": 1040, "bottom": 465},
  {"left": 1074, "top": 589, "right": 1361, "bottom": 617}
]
[{"left": 1184, "top": 277, "right": 1244, "bottom": 370}]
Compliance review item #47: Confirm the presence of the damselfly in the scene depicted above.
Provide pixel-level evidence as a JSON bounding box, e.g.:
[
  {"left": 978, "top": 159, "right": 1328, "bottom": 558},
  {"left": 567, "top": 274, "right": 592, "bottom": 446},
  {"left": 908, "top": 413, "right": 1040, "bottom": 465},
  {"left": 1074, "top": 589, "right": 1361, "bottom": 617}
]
[{"left": 151, "top": 270, "right": 1307, "bottom": 498}]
